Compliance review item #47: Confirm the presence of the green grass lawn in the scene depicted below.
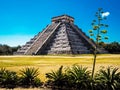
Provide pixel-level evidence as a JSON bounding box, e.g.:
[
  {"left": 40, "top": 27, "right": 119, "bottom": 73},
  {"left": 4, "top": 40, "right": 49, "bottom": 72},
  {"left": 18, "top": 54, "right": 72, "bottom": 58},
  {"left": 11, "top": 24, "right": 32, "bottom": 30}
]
[{"left": 0, "top": 54, "right": 120, "bottom": 81}]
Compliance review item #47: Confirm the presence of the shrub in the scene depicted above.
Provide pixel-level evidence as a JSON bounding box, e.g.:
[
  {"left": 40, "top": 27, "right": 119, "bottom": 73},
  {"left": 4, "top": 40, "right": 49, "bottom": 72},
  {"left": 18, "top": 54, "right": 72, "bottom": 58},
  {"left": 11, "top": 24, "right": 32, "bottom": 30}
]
[
  {"left": 19, "top": 67, "right": 42, "bottom": 87},
  {"left": 65, "top": 65, "right": 91, "bottom": 90},
  {"left": 95, "top": 67, "right": 120, "bottom": 90},
  {"left": 46, "top": 65, "right": 92, "bottom": 90},
  {"left": 45, "top": 66, "right": 67, "bottom": 89},
  {"left": 0, "top": 68, "right": 18, "bottom": 89}
]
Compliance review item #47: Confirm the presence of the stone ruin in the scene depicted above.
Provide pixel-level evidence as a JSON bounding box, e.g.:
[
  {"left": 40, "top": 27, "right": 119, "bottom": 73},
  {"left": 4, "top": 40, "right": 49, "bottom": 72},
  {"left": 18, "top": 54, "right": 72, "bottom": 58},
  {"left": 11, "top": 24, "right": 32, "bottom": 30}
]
[{"left": 15, "top": 15, "right": 107, "bottom": 55}]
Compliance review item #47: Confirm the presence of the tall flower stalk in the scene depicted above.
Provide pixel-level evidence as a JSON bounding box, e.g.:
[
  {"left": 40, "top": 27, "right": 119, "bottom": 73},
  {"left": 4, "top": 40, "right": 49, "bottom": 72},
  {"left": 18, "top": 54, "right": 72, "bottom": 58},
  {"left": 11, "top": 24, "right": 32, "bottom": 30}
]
[{"left": 89, "top": 8, "right": 109, "bottom": 79}]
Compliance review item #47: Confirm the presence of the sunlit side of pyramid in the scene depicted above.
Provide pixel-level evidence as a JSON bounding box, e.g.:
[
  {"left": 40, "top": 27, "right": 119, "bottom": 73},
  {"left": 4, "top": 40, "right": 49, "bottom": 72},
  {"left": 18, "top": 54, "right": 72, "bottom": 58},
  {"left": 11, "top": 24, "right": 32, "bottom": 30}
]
[{"left": 15, "top": 15, "right": 107, "bottom": 55}]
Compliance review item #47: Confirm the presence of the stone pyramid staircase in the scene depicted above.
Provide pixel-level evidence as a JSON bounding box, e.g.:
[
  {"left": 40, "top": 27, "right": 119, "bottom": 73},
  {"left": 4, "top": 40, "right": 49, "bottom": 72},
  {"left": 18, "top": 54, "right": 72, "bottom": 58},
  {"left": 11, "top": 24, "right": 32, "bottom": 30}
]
[{"left": 15, "top": 15, "right": 108, "bottom": 55}]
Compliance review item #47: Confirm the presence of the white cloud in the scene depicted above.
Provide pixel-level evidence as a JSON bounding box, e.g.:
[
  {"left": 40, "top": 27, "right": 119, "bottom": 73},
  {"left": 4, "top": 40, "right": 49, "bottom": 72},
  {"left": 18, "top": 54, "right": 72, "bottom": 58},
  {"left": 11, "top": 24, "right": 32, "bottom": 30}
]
[{"left": 102, "top": 12, "right": 110, "bottom": 17}]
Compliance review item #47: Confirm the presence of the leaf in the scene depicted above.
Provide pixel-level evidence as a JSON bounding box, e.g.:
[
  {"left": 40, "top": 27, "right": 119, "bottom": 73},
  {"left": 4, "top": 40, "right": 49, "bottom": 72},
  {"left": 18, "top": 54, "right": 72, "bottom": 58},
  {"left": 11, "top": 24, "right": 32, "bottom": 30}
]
[
  {"left": 90, "top": 38, "right": 94, "bottom": 41},
  {"left": 98, "top": 17, "right": 102, "bottom": 20},
  {"left": 101, "top": 11, "right": 104, "bottom": 13},
  {"left": 90, "top": 34, "right": 94, "bottom": 36},
  {"left": 98, "top": 38, "right": 101, "bottom": 40},
  {"left": 101, "top": 30, "right": 107, "bottom": 34},
  {"left": 100, "top": 24, "right": 104, "bottom": 26},
  {"left": 97, "top": 36, "right": 101, "bottom": 40},
  {"left": 104, "top": 36, "right": 108, "bottom": 40},
  {"left": 97, "top": 35, "right": 101, "bottom": 37},
  {"left": 89, "top": 30, "right": 93, "bottom": 33},
  {"left": 93, "top": 25, "right": 99, "bottom": 30},
  {"left": 93, "top": 20, "right": 96, "bottom": 22},
  {"left": 91, "top": 23, "right": 94, "bottom": 25},
  {"left": 105, "top": 25, "right": 109, "bottom": 27}
]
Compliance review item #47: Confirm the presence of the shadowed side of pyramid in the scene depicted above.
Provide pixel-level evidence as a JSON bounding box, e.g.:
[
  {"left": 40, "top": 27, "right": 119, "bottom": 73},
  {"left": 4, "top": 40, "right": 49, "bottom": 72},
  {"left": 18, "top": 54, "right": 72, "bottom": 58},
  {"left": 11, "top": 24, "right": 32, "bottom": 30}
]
[{"left": 15, "top": 15, "right": 108, "bottom": 55}]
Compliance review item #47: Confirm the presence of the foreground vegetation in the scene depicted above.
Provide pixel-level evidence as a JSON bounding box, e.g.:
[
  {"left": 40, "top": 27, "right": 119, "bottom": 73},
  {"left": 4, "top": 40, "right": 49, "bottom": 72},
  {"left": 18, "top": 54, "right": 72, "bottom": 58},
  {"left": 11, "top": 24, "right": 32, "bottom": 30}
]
[
  {"left": 0, "top": 54, "right": 120, "bottom": 89},
  {"left": 0, "top": 54, "right": 120, "bottom": 81},
  {"left": 0, "top": 65, "right": 120, "bottom": 90}
]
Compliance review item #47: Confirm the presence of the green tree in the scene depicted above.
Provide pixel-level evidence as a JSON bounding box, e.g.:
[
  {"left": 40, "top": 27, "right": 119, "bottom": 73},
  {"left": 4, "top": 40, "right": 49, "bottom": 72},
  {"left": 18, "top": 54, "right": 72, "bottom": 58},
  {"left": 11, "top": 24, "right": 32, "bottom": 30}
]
[
  {"left": 0, "top": 44, "right": 12, "bottom": 55},
  {"left": 0, "top": 44, "right": 21, "bottom": 55},
  {"left": 11, "top": 45, "right": 21, "bottom": 54},
  {"left": 105, "top": 42, "right": 120, "bottom": 53},
  {"left": 88, "top": 8, "right": 109, "bottom": 79}
]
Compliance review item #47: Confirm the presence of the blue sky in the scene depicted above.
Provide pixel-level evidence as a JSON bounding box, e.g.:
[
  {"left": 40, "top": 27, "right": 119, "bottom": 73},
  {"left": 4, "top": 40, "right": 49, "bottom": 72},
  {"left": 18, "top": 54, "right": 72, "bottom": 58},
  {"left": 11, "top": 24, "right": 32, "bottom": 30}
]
[{"left": 0, "top": 0, "right": 120, "bottom": 46}]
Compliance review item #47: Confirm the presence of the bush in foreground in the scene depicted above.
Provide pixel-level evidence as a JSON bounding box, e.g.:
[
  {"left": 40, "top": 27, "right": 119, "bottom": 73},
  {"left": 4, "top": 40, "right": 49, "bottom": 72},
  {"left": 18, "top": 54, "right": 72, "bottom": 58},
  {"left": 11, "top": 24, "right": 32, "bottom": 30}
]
[
  {"left": 65, "top": 65, "right": 91, "bottom": 90},
  {"left": 0, "top": 68, "right": 18, "bottom": 89},
  {"left": 46, "top": 65, "right": 92, "bottom": 90},
  {"left": 95, "top": 67, "right": 120, "bottom": 90},
  {"left": 19, "top": 67, "right": 43, "bottom": 88},
  {"left": 45, "top": 65, "right": 120, "bottom": 90},
  {"left": 45, "top": 66, "right": 68, "bottom": 89},
  {"left": 0, "top": 66, "right": 120, "bottom": 90}
]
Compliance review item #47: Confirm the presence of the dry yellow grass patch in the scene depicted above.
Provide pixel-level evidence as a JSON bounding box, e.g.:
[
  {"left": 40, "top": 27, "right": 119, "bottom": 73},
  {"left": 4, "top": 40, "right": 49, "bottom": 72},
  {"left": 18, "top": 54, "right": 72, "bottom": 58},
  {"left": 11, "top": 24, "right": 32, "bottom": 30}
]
[{"left": 0, "top": 54, "right": 120, "bottom": 81}]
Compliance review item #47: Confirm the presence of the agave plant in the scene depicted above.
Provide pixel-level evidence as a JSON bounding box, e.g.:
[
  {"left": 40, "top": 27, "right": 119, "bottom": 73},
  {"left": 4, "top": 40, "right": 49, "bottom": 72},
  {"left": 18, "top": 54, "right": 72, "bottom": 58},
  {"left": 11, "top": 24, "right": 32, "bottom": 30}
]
[
  {"left": 45, "top": 66, "right": 67, "bottom": 88},
  {"left": 0, "top": 68, "right": 6, "bottom": 81},
  {"left": 65, "top": 65, "right": 91, "bottom": 90},
  {"left": 0, "top": 68, "right": 18, "bottom": 89},
  {"left": 0, "top": 68, "right": 7, "bottom": 87},
  {"left": 19, "top": 67, "right": 42, "bottom": 87},
  {"left": 95, "top": 67, "right": 120, "bottom": 90}
]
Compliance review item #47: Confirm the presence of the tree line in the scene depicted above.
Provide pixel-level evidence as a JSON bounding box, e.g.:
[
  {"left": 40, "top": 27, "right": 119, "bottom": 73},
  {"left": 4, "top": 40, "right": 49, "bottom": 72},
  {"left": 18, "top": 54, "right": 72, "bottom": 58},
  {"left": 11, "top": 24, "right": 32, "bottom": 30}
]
[
  {"left": 99, "top": 41, "right": 120, "bottom": 54},
  {"left": 0, "top": 42, "right": 120, "bottom": 55},
  {"left": 0, "top": 44, "right": 21, "bottom": 55}
]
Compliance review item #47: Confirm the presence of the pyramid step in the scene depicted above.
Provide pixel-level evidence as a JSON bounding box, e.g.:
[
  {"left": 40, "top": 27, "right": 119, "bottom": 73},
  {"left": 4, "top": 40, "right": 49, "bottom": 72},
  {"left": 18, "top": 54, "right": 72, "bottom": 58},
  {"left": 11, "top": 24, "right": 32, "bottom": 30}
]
[
  {"left": 24, "top": 22, "right": 60, "bottom": 55},
  {"left": 15, "top": 15, "right": 107, "bottom": 55}
]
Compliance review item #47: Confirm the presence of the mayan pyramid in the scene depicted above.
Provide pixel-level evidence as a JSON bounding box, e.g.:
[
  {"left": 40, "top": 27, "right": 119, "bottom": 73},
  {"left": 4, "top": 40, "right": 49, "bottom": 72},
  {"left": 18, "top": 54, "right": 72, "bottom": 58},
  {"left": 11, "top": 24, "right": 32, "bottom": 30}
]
[{"left": 15, "top": 15, "right": 107, "bottom": 55}]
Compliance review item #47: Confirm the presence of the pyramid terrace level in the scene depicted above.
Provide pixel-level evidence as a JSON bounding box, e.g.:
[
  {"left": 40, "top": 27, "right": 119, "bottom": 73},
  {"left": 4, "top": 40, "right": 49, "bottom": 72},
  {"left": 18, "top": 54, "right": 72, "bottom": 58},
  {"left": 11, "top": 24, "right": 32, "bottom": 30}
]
[
  {"left": 52, "top": 15, "right": 74, "bottom": 23},
  {"left": 15, "top": 15, "right": 107, "bottom": 55}
]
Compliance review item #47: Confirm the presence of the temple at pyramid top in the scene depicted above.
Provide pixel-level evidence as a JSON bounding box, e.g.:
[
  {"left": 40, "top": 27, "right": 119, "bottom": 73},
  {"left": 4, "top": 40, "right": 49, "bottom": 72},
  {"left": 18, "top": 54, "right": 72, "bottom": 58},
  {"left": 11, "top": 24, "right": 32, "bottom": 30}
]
[
  {"left": 52, "top": 14, "right": 74, "bottom": 23},
  {"left": 15, "top": 15, "right": 107, "bottom": 55}
]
